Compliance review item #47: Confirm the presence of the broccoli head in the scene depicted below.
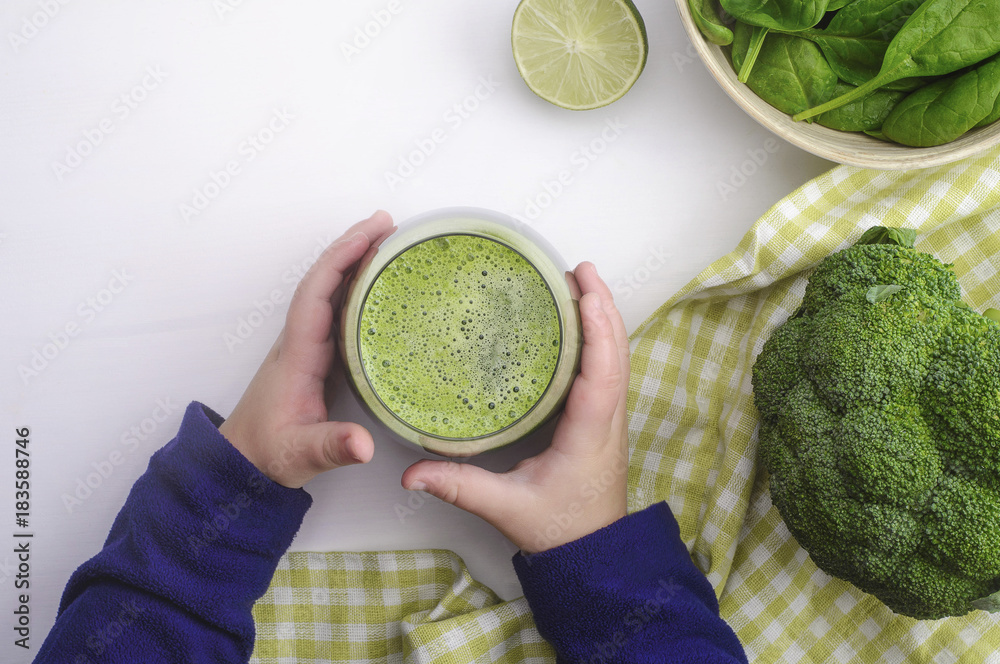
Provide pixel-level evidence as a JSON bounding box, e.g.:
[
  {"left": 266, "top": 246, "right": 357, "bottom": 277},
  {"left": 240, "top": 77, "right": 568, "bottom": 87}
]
[{"left": 751, "top": 227, "right": 1000, "bottom": 619}]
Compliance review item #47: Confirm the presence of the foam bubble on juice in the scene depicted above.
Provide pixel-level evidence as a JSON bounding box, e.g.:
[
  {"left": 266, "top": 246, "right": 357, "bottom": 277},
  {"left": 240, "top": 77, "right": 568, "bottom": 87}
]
[{"left": 359, "top": 234, "right": 561, "bottom": 438}]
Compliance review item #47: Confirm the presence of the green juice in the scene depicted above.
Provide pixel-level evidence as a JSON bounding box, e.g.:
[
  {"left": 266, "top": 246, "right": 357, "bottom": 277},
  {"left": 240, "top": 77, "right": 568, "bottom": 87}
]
[{"left": 358, "top": 234, "right": 562, "bottom": 439}]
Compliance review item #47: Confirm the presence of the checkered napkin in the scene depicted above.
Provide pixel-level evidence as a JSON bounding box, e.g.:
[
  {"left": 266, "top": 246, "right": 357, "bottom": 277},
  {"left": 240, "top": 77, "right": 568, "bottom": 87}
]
[
  {"left": 250, "top": 550, "right": 552, "bottom": 663},
  {"left": 251, "top": 147, "right": 1000, "bottom": 663}
]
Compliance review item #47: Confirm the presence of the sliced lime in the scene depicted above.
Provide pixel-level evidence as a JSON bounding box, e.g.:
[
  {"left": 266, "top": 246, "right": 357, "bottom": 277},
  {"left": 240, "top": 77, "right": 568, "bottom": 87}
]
[{"left": 511, "top": 0, "right": 648, "bottom": 111}]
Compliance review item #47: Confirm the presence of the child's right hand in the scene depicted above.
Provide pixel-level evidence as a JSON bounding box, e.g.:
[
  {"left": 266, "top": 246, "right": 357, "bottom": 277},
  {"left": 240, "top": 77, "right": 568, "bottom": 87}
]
[
  {"left": 401, "top": 262, "right": 631, "bottom": 554},
  {"left": 219, "top": 211, "right": 396, "bottom": 489}
]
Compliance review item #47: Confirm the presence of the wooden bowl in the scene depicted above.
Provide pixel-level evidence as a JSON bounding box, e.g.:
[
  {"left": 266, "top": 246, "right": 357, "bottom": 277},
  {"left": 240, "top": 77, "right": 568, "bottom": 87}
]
[{"left": 674, "top": 0, "right": 1000, "bottom": 169}]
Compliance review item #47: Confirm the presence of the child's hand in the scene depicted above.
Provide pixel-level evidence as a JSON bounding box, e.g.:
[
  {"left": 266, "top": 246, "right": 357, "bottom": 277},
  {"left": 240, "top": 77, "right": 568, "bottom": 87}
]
[
  {"left": 401, "top": 262, "right": 630, "bottom": 553},
  {"left": 219, "top": 211, "right": 396, "bottom": 489}
]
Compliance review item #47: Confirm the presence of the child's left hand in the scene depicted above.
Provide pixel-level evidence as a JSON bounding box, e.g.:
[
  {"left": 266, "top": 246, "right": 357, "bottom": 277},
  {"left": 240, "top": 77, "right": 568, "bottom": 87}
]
[{"left": 219, "top": 210, "right": 396, "bottom": 488}]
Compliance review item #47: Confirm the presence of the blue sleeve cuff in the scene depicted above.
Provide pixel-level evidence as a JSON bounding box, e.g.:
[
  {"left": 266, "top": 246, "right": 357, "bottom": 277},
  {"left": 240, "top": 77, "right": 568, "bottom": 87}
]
[
  {"left": 57, "top": 401, "right": 313, "bottom": 642},
  {"left": 512, "top": 502, "right": 747, "bottom": 663},
  {"left": 512, "top": 502, "right": 718, "bottom": 613}
]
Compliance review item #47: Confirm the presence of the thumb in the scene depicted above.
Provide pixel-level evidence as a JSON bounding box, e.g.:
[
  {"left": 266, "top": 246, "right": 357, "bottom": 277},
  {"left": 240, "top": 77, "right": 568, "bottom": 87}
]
[
  {"left": 288, "top": 421, "right": 374, "bottom": 480},
  {"left": 402, "top": 459, "right": 515, "bottom": 522}
]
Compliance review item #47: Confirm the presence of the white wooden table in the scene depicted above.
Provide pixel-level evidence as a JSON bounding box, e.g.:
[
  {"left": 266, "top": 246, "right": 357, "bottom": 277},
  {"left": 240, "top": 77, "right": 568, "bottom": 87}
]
[{"left": 0, "top": 1, "right": 833, "bottom": 659}]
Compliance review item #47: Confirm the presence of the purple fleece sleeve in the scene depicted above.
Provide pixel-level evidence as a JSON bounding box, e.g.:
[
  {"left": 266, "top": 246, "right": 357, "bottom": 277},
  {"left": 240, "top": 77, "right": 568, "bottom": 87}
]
[
  {"left": 513, "top": 502, "right": 747, "bottom": 664},
  {"left": 33, "top": 401, "right": 313, "bottom": 664}
]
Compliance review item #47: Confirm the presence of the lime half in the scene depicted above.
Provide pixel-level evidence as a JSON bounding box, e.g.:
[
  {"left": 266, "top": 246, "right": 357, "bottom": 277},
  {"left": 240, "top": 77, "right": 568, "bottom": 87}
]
[{"left": 512, "top": 0, "right": 647, "bottom": 111}]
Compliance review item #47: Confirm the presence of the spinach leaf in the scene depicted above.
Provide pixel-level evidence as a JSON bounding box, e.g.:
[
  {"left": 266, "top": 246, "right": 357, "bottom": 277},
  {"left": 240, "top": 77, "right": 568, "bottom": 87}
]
[
  {"left": 885, "top": 76, "right": 929, "bottom": 91},
  {"left": 974, "top": 94, "right": 1000, "bottom": 128},
  {"left": 690, "top": 0, "right": 734, "bottom": 46},
  {"left": 732, "top": 31, "right": 839, "bottom": 115},
  {"left": 816, "top": 82, "right": 905, "bottom": 130},
  {"left": 798, "top": 0, "right": 922, "bottom": 86},
  {"left": 881, "top": 53, "right": 1000, "bottom": 146},
  {"left": 827, "top": 0, "right": 858, "bottom": 9},
  {"left": 793, "top": 0, "right": 1000, "bottom": 121},
  {"left": 720, "top": 0, "right": 829, "bottom": 32},
  {"left": 731, "top": 20, "right": 752, "bottom": 74}
]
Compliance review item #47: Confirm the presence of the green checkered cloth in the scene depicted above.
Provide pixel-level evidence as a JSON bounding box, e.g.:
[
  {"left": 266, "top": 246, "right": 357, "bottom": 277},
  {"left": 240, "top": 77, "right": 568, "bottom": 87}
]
[
  {"left": 251, "top": 146, "right": 1000, "bottom": 663},
  {"left": 250, "top": 550, "right": 551, "bottom": 662}
]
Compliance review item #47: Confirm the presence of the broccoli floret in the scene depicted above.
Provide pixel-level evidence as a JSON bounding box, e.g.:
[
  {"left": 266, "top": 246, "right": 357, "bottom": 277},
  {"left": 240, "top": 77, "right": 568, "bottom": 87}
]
[{"left": 752, "top": 227, "right": 1000, "bottom": 619}]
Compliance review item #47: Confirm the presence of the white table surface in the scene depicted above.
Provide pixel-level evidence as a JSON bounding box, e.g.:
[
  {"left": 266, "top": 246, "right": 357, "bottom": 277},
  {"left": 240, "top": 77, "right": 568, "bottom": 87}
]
[{"left": 0, "top": 0, "right": 834, "bottom": 659}]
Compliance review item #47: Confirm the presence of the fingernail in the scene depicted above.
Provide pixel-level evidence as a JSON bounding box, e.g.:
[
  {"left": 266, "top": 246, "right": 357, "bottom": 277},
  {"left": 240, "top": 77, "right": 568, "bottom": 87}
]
[
  {"left": 589, "top": 293, "right": 602, "bottom": 311},
  {"left": 407, "top": 481, "right": 428, "bottom": 492},
  {"left": 349, "top": 231, "right": 369, "bottom": 244}
]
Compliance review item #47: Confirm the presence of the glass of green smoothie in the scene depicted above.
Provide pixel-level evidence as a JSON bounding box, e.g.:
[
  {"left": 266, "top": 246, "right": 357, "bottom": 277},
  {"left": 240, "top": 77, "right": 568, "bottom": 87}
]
[{"left": 340, "top": 207, "right": 582, "bottom": 457}]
